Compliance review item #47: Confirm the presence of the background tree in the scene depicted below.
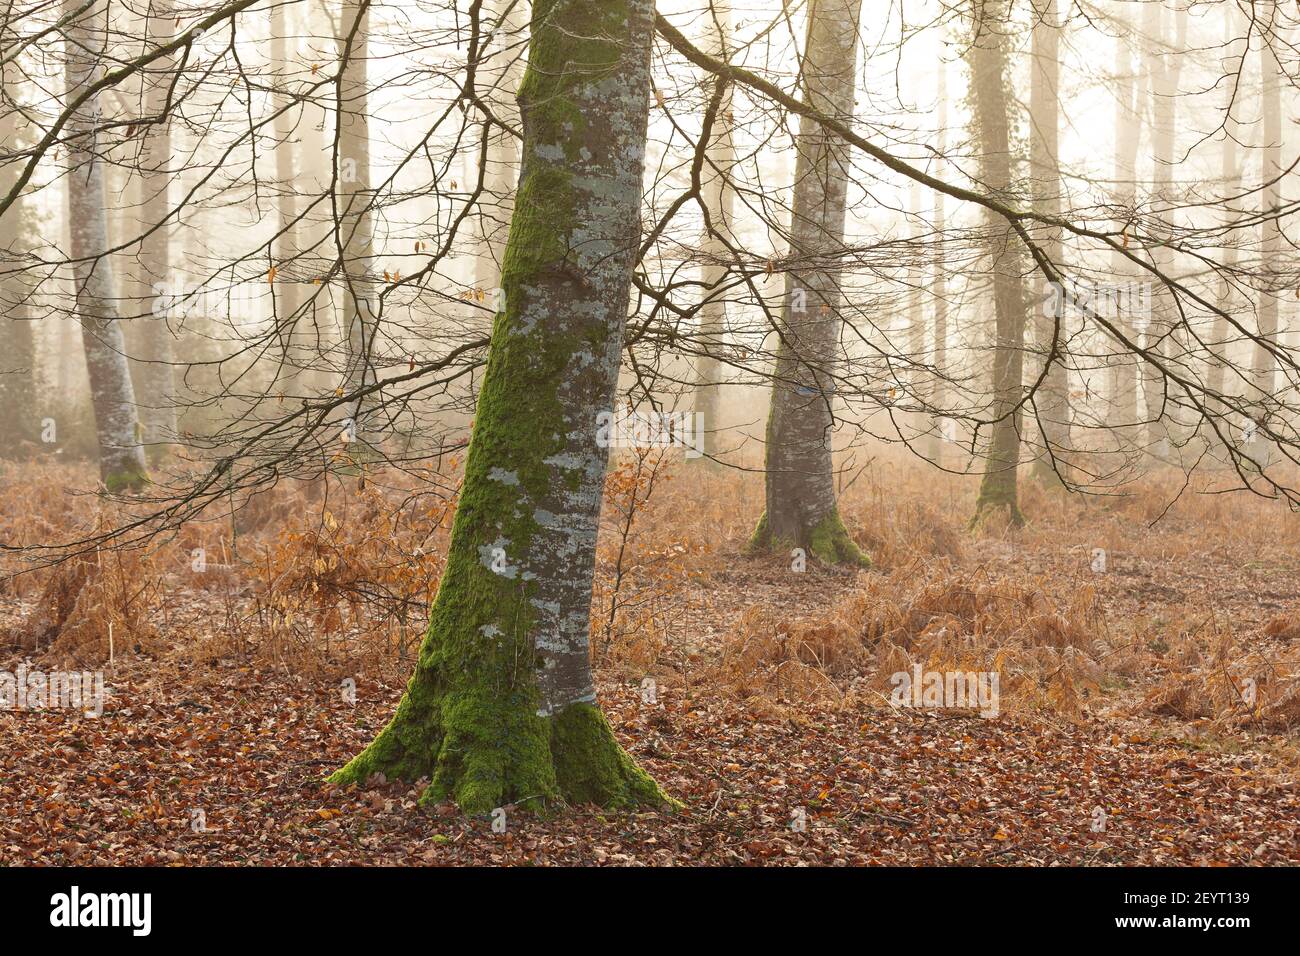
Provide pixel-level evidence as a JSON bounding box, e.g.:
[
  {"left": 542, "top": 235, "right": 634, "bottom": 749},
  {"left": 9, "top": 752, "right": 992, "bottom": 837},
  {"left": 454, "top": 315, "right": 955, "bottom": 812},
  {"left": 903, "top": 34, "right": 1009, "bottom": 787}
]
[
  {"left": 62, "top": 0, "right": 149, "bottom": 490},
  {"left": 748, "top": 0, "right": 869, "bottom": 565},
  {"left": 1028, "top": 0, "right": 1068, "bottom": 483},
  {"left": 966, "top": 0, "right": 1028, "bottom": 525},
  {"left": 691, "top": 0, "right": 736, "bottom": 464}
]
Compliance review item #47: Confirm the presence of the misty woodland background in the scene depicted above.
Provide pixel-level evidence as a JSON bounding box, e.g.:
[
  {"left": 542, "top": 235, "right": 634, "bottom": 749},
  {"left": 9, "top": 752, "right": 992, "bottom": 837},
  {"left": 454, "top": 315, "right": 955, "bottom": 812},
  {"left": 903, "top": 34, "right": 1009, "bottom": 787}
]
[{"left": 2, "top": 0, "right": 1300, "bottom": 864}]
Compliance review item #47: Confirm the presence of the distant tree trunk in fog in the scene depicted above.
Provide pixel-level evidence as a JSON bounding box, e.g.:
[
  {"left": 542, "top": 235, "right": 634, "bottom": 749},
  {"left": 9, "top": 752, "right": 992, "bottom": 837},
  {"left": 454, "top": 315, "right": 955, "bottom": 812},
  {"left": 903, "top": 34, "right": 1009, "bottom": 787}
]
[
  {"left": 1028, "top": 0, "right": 1068, "bottom": 484},
  {"left": 750, "top": 0, "right": 869, "bottom": 566},
  {"left": 929, "top": 60, "right": 949, "bottom": 466},
  {"left": 136, "top": 2, "right": 177, "bottom": 458},
  {"left": 472, "top": 0, "right": 524, "bottom": 300},
  {"left": 907, "top": 177, "right": 924, "bottom": 422},
  {"left": 0, "top": 32, "right": 36, "bottom": 454},
  {"left": 271, "top": 0, "right": 307, "bottom": 395},
  {"left": 330, "top": 0, "right": 669, "bottom": 812},
  {"left": 967, "top": 0, "right": 1027, "bottom": 524},
  {"left": 1141, "top": 2, "right": 1185, "bottom": 457},
  {"left": 338, "top": 0, "right": 379, "bottom": 448},
  {"left": 1207, "top": 9, "right": 1242, "bottom": 431},
  {"left": 691, "top": 0, "right": 736, "bottom": 464},
  {"left": 1253, "top": 32, "right": 1282, "bottom": 403},
  {"left": 63, "top": 0, "right": 149, "bottom": 490},
  {"left": 1108, "top": 15, "right": 1144, "bottom": 441},
  {"left": 300, "top": 5, "right": 341, "bottom": 392}
]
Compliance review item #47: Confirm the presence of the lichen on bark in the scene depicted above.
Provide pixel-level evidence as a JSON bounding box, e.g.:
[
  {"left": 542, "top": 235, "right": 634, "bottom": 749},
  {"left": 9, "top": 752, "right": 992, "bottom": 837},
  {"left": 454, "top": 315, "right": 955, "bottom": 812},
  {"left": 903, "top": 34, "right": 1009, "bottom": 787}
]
[{"left": 330, "top": 0, "right": 673, "bottom": 815}]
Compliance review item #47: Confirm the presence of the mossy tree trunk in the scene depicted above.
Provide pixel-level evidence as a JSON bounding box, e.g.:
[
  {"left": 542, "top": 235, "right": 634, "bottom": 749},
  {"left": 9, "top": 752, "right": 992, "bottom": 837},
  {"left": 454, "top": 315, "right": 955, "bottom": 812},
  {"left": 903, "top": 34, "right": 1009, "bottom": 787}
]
[
  {"left": 331, "top": 0, "right": 670, "bottom": 814},
  {"left": 750, "top": 0, "right": 869, "bottom": 567},
  {"left": 967, "top": 0, "right": 1026, "bottom": 526},
  {"left": 64, "top": 0, "right": 149, "bottom": 492}
]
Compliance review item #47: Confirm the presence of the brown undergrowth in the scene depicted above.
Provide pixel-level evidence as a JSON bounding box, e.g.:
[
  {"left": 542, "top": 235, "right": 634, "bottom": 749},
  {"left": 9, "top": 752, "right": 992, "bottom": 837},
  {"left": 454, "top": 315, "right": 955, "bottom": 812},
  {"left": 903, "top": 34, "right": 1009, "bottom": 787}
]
[{"left": 1, "top": 452, "right": 1298, "bottom": 760}]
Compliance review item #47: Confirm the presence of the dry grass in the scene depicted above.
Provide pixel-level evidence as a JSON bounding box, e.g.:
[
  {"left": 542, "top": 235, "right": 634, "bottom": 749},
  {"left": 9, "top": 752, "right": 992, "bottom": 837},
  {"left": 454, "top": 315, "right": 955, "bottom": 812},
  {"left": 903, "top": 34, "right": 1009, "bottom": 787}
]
[{"left": 2, "top": 449, "right": 1299, "bottom": 759}]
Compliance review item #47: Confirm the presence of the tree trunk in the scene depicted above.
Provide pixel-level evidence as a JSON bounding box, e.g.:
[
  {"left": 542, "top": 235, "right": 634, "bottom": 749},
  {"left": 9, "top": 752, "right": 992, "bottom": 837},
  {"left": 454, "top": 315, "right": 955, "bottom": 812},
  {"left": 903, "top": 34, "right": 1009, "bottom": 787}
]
[
  {"left": 1028, "top": 0, "right": 1068, "bottom": 484},
  {"left": 1253, "top": 28, "right": 1282, "bottom": 403},
  {"left": 0, "top": 29, "right": 36, "bottom": 455},
  {"left": 331, "top": 0, "right": 670, "bottom": 813},
  {"left": 337, "top": 0, "right": 380, "bottom": 451},
  {"left": 1141, "top": 2, "right": 1185, "bottom": 458},
  {"left": 472, "top": 0, "right": 525, "bottom": 300},
  {"left": 1108, "top": 14, "right": 1144, "bottom": 445},
  {"left": 749, "top": 0, "right": 869, "bottom": 566},
  {"left": 1206, "top": 8, "right": 1242, "bottom": 445},
  {"left": 968, "top": 0, "right": 1027, "bottom": 525},
  {"left": 135, "top": 1, "right": 178, "bottom": 459},
  {"left": 691, "top": 0, "right": 736, "bottom": 464},
  {"left": 929, "top": 59, "right": 950, "bottom": 466},
  {"left": 271, "top": 0, "right": 309, "bottom": 396},
  {"left": 64, "top": 0, "right": 148, "bottom": 490}
]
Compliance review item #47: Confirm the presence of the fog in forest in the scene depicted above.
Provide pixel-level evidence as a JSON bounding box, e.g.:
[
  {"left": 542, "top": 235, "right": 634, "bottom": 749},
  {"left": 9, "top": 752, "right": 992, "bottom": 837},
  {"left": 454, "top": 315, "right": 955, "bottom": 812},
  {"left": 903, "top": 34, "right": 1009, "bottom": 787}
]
[{"left": 0, "top": 0, "right": 1296, "bottom": 888}]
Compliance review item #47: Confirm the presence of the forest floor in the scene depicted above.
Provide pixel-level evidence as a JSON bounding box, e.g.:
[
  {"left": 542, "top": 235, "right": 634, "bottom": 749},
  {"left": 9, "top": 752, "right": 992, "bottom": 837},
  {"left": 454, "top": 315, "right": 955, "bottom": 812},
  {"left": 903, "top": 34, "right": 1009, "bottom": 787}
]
[{"left": 1, "top": 452, "right": 1299, "bottom": 865}]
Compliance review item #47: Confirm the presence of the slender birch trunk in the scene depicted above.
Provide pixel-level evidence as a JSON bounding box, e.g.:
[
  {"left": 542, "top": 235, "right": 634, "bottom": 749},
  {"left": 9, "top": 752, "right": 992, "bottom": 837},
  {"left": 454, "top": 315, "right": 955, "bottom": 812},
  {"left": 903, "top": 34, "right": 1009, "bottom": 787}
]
[
  {"left": 1206, "top": 8, "right": 1242, "bottom": 442},
  {"left": 1253, "top": 29, "right": 1282, "bottom": 403},
  {"left": 1141, "top": 2, "right": 1185, "bottom": 458},
  {"left": 473, "top": 0, "right": 525, "bottom": 300},
  {"left": 930, "top": 59, "right": 950, "bottom": 466}
]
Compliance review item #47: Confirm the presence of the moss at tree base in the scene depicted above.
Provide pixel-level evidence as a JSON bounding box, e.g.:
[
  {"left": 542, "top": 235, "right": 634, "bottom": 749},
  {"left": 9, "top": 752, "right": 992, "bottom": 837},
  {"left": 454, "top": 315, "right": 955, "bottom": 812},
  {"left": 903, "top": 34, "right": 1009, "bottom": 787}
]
[
  {"left": 807, "top": 509, "right": 871, "bottom": 566},
  {"left": 551, "top": 702, "right": 677, "bottom": 809},
  {"left": 747, "top": 507, "right": 871, "bottom": 568},
  {"left": 103, "top": 464, "right": 149, "bottom": 494},
  {"left": 328, "top": 687, "right": 675, "bottom": 816},
  {"left": 1029, "top": 459, "right": 1066, "bottom": 489},
  {"left": 971, "top": 464, "right": 1024, "bottom": 529},
  {"left": 969, "top": 492, "right": 1025, "bottom": 529},
  {"left": 746, "top": 509, "right": 773, "bottom": 553}
]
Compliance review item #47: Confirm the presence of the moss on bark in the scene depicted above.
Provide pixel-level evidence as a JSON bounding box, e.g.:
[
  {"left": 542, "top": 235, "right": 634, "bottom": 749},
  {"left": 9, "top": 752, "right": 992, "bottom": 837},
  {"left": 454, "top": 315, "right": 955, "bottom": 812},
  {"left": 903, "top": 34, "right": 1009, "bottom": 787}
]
[
  {"left": 331, "top": 0, "right": 672, "bottom": 817},
  {"left": 970, "top": 467, "right": 1025, "bottom": 528},
  {"left": 103, "top": 463, "right": 149, "bottom": 494},
  {"left": 747, "top": 507, "right": 870, "bottom": 567},
  {"left": 1029, "top": 458, "right": 1066, "bottom": 489},
  {"left": 807, "top": 509, "right": 870, "bottom": 565}
]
